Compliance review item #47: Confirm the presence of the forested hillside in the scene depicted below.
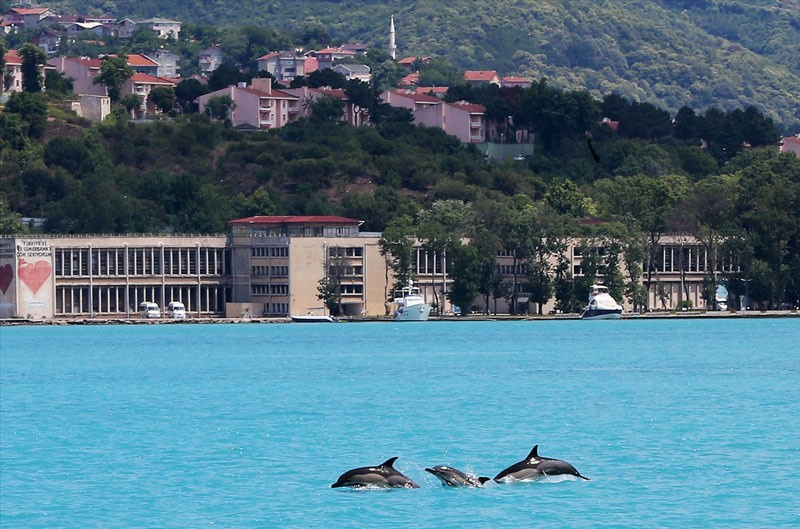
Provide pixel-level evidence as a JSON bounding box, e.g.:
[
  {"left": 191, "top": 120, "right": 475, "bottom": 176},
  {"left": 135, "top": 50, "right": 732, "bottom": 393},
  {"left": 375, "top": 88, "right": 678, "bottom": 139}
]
[{"left": 38, "top": 0, "right": 800, "bottom": 128}]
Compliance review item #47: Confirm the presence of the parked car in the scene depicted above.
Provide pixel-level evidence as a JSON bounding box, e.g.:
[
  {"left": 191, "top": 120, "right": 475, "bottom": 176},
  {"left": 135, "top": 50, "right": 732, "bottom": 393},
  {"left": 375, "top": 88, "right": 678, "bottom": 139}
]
[{"left": 139, "top": 302, "right": 161, "bottom": 319}]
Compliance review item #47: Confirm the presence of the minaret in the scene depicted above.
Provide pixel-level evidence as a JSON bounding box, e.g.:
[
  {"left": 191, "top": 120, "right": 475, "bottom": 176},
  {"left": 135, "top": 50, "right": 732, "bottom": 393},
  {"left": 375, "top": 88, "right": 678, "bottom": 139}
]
[{"left": 389, "top": 15, "right": 397, "bottom": 60}]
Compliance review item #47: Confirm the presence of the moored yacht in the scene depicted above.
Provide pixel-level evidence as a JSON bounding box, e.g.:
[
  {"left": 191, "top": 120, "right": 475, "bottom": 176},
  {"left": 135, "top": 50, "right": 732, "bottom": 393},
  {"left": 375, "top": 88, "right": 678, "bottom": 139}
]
[
  {"left": 582, "top": 284, "right": 623, "bottom": 320},
  {"left": 393, "top": 280, "right": 432, "bottom": 321}
]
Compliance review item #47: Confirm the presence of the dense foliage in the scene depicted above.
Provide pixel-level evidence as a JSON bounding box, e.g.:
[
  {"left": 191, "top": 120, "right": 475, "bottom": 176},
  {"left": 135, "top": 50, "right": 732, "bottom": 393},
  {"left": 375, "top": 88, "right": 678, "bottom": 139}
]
[{"left": 41, "top": 0, "right": 800, "bottom": 129}]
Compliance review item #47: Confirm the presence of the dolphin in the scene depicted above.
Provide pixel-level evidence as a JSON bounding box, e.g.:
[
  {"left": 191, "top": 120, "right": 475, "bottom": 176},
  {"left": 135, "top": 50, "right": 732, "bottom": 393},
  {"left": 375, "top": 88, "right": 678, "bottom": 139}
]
[
  {"left": 494, "top": 445, "right": 590, "bottom": 482},
  {"left": 425, "top": 465, "right": 491, "bottom": 487},
  {"left": 331, "top": 457, "right": 420, "bottom": 489}
]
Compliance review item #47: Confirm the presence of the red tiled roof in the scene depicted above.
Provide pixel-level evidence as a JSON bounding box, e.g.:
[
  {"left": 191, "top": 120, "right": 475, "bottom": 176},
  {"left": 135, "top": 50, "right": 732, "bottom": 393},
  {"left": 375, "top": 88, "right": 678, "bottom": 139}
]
[
  {"left": 10, "top": 7, "right": 49, "bottom": 15},
  {"left": 229, "top": 216, "right": 361, "bottom": 225},
  {"left": 130, "top": 73, "right": 177, "bottom": 85},
  {"left": 783, "top": 136, "right": 800, "bottom": 145},
  {"left": 256, "top": 51, "right": 281, "bottom": 61},
  {"left": 464, "top": 70, "right": 498, "bottom": 81},
  {"left": 417, "top": 86, "right": 449, "bottom": 95},
  {"left": 4, "top": 50, "right": 22, "bottom": 65},
  {"left": 400, "top": 72, "right": 420, "bottom": 85},
  {"left": 126, "top": 54, "right": 158, "bottom": 67}
]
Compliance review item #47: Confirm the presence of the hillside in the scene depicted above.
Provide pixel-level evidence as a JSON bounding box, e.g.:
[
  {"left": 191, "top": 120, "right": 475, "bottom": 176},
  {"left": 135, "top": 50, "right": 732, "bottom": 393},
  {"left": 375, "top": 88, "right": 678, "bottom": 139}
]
[{"left": 39, "top": 0, "right": 800, "bottom": 128}]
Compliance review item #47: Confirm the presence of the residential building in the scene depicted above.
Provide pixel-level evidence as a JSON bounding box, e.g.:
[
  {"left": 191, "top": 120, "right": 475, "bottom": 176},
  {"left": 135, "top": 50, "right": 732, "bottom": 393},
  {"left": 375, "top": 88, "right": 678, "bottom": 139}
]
[
  {"left": 199, "top": 45, "right": 223, "bottom": 74},
  {"left": 126, "top": 53, "right": 160, "bottom": 76},
  {"left": 779, "top": 135, "right": 800, "bottom": 158},
  {"left": 117, "top": 19, "right": 137, "bottom": 39},
  {"left": 501, "top": 76, "right": 532, "bottom": 89},
  {"left": 2, "top": 7, "right": 53, "bottom": 29},
  {"left": 48, "top": 56, "right": 105, "bottom": 96},
  {"left": 138, "top": 18, "right": 181, "bottom": 39},
  {"left": 2, "top": 49, "right": 23, "bottom": 93},
  {"left": 331, "top": 63, "right": 371, "bottom": 83},
  {"left": 342, "top": 43, "right": 369, "bottom": 55},
  {"left": 148, "top": 49, "right": 181, "bottom": 78},
  {"left": 464, "top": 70, "right": 501, "bottom": 86},
  {"left": 256, "top": 51, "right": 307, "bottom": 81},
  {"left": 283, "top": 86, "right": 368, "bottom": 127},
  {"left": 123, "top": 73, "right": 178, "bottom": 117},
  {"left": 397, "top": 56, "right": 431, "bottom": 70},
  {"left": 64, "top": 22, "right": 105, "bottom": 38},
  {"left": 314, "top": 47, "right": 355, "bottom": 70},
  {"left": 69, "top": 93, "right": 112, "bottom": 122},
  {"left": 33, "top": 28, "right": 63, "bottom": 55},
  {"left": 381, "top": 89, "right": 486, "bottom": 143},
  {"left": 197, "top": 78, "right": 299, "bottom": 130}
]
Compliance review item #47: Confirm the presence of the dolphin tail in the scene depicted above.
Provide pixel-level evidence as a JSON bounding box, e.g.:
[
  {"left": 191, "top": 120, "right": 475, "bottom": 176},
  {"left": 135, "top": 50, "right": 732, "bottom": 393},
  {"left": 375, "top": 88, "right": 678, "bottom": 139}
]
[{"left": 577, "top": 473, "right": 590, "bottom": 481}]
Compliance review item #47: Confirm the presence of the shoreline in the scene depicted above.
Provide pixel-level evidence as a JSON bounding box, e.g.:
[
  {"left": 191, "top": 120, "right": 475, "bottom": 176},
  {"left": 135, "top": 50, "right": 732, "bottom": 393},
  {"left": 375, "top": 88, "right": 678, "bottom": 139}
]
[{"left": 1, "top": 310, "right": 797, "bottom": 326}]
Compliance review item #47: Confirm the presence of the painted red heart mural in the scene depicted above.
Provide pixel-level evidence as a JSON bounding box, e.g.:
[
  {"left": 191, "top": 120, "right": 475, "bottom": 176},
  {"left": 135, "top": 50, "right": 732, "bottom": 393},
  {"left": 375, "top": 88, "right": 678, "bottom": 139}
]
[
  {"left": 18, "top": 258, "right": 52, "bottom": 295},
  {"left": 0, "top": 263, "right": 12, "bottom": 294}
]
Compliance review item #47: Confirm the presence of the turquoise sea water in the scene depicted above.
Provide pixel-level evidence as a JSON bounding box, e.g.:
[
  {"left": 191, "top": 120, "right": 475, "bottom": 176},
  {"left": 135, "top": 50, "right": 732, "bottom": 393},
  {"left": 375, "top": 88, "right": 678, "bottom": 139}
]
[{"left": 1, "top": 319, "right": 798, "bottom": 528}]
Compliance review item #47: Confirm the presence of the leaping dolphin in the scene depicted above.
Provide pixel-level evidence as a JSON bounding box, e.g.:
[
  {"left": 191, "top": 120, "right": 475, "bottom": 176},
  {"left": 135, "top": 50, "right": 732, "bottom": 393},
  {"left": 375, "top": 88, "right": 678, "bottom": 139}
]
[
  {"left": 331, "top": 457, "right": 420, "bottom": 489},
  {"left": 425, "top": 465, "right": 491, "bottom": 487},
  {"left": 494, "top": 445, "right": 590, "bottom": 482}
]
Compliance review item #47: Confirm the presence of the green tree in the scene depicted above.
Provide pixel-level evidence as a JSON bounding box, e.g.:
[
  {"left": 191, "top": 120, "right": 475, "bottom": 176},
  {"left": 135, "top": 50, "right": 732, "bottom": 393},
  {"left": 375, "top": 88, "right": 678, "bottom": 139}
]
[
  {"left": 4, "top": 91, "right": 48, "bottom": 139},
  {"left": 94, "top": 55, "right": 134, "bottom": 103},
  {"left": 19, "top": 43, "right": 46, "bottom": 93},
  {"left": 316, "top": 276, "right": 341, "bottom": 316},
  {"left": 205, "top": 95, "right": 235, "bottom": 121},
  {"left": 148, "top": 86, "right": 176, "bottom": 114},
  {"left": 0, "top": 196, "right": 28, "bottom": 234}
]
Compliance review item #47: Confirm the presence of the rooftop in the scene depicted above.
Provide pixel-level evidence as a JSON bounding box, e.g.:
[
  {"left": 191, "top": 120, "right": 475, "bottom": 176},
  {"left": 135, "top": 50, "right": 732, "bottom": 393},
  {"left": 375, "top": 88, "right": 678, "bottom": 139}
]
[{"left": 229, "top": 216, "right": 362, "bottom": 225}]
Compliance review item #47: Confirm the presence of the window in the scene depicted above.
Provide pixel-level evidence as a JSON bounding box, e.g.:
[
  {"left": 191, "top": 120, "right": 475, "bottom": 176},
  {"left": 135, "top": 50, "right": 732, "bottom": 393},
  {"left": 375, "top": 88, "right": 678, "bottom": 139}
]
[
  {"left": 252, "top": 247, "right": 268, "bottom": 257},
  {"left": 252, "top": 284, "right": 268, "bottom": 295},
  {"left": 270, "top": 246, "right": 288, "bottom": 257},
  {"left": 270, "top": 265, "right": 288, "bottom": 276},
  {"left": 270, "top": 284, "right": 289, "bottom": 295}
]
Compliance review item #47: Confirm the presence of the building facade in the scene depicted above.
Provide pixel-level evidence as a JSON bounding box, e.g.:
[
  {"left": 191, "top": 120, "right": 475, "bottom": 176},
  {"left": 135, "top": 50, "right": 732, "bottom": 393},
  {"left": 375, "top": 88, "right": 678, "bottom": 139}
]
[
  {"left": 197, "top": 78, "right": 299, "bottom": 130},
  {"left": 1, "top": 220, "right": 725, "bottom": 321},
  {"left": 0, "top": 235, "right": 230, "bottom": 320}
]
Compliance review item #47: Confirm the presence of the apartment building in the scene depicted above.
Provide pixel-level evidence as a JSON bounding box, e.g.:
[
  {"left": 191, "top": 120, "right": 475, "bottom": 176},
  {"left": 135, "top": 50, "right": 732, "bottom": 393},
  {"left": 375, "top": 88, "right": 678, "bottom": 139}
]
[{"left": 197, "top": 78, "right": 299, "bottom": 130}]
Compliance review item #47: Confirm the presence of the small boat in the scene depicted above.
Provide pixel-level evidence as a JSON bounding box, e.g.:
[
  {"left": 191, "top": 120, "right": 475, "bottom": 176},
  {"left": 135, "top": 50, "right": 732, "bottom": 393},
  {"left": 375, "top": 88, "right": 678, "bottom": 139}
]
[
  {"left": 581, "top": 284, "right": 623, "bottom": 320},
  {"left": 290, "top": 308, "right": 337, "bottom": 323},
  {"left": 393, "top": 280, "right": 432, "bottom": 321}
]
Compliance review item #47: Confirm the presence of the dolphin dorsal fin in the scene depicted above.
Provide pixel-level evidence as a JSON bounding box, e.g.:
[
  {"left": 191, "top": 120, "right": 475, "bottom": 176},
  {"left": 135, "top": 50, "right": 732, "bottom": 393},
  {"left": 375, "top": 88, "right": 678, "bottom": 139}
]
[
  {"left": 478, "top": 476, "right": 491, "bottom": 485},
  {"left": 526, "top": 445, "right": 539, "bottom": 460},
  {"left": 380, "top": 456, "right": 399, "bottom": 468}
]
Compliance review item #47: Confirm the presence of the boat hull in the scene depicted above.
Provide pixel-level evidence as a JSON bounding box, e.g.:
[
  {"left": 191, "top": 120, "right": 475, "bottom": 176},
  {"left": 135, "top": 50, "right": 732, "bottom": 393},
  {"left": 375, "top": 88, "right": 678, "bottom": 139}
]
[
  {"left": 394, "top": 303, "right": 432, "bottom": 321},
  {"left": 290, "top": 315, "right": 336, "bottom": 323},
  {"left": 581, "top": 309, "right": 622, "bottom": 320}
]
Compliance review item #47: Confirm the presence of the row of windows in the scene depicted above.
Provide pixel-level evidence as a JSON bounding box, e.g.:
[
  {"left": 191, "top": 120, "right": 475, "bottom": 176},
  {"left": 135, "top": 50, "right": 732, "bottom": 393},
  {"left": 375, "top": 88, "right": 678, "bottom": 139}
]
[
  {"left": 251, "top": 246, "right": 289, "bottom": 257},
  {"left": 340, "top": 284, "right": 363, "bottom": 295},
  {"left": 233, "top": 226, "right": 358, "bottom": 238},
  {"left": 329, "top": 247, "right": 363, "bottom": 258},
  {"left": 54, "top": 284, "right": 228, "bottom": 315},
  {"left": 252, "top": 265, "right": 289, "bottom": 276},
  {"left": 497, "top": 263, "right": 527, "bottom": 275},
  {"left": 267, "top": 303, "right": 289, "bottom": 315},
  {"left": 328, "top": 265, "right": 363, "bottom": 276},
  {"left": 54, "top": 247, "right": 227, "bottom": 277},
  {"left": 252, "top": 283, "right": 289, "bottom": 295}
]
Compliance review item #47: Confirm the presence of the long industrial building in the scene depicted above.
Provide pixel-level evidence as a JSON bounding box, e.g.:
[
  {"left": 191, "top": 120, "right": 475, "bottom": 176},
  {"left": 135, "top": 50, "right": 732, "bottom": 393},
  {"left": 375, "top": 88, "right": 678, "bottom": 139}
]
[{"left": 1, "top": 216, "right": 726, "bottom": 320}]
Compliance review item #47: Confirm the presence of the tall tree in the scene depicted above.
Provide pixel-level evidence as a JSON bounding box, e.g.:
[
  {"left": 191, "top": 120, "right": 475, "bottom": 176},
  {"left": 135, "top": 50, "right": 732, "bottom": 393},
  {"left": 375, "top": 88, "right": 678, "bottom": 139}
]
[
  {"left": 94, "top": 55, "right": 133, "bottom": 103},
  {"left": 19, "top": 43, "right": 46, "bottom": 93}
]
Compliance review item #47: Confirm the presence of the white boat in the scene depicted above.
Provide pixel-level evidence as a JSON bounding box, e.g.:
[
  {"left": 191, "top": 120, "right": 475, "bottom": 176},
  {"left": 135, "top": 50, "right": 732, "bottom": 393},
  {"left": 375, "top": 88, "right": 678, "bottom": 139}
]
[
  {"left": 393, "top": 280, "right": 432, "bottom": 321},
  {"left": 581, "top": 284, "right": 623, "bottom": 320},
  {"left": 290, "top": 308, "right": 337, "bottom": 323}
]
